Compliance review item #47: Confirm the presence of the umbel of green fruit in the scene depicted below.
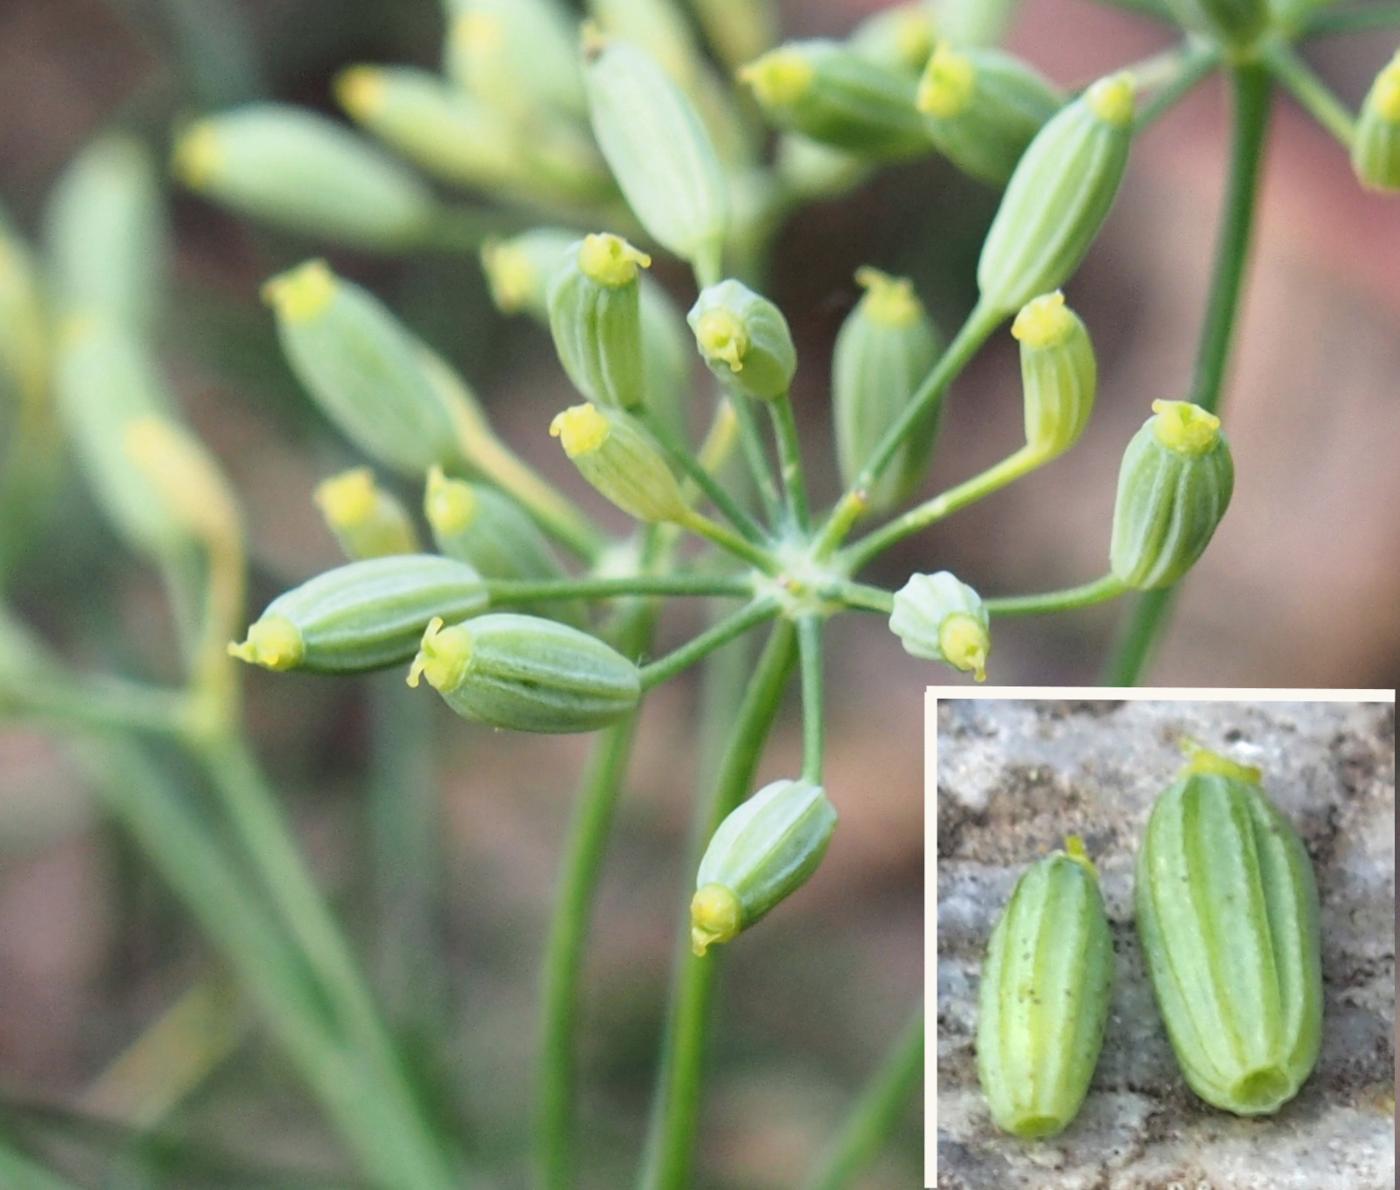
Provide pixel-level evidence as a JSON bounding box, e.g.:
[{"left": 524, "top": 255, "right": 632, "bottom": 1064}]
[
  {"left": 1135, "top": 744, "right": 1323, "bottom": 1115},
  {"left": 977, "top": 837, "right": 1114, "bottom": 1138}
]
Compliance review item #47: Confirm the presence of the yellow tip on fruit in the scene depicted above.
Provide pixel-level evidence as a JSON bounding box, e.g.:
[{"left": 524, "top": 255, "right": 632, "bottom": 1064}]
[
  {"left": 262, "top": 260, "right": 336, "bottom": 323},
  {"left": 1012, "top": 291, "right": 1075, "bottom": 349},
  {"left": 855, "top": 266, "right": 922, "bottom": 328},
  {"left": 407, "top": 616, "right": 473, "bottom": 692},
  {"left": 894, "top": 10, "right": 936, "bottom": 71},
  {"left": 917, "top": 44, "right": 975, "bottom": 120},
  {"left": 1179, "top": 739, "right": 1262, "bottom": 785},
  {"left": 1063, "top": 835, "right": 1100, "bottom": 881},
  {"left": 690, "top": 883, "right": 742, "bottom": 956},
  {"left": 1151, "top": 399, "right": 1220, "bottom": 455},
  {"left": 1373, "top": 53, "right": 1400, "bottom": 123},
  {"left": 577, "top": 233, "right": 650, "bottom": 287},
  {"left": 480, "top": 238, "right": 536, "bottom": 313},
  {"left": 695, "top": 307, "right": 749, "bottom": 373},
  {"left": 453, "top": 12, "right": 502, "bottom": 54},
  {"left": 939, "top": 613, "right": 989, "bottom": 682},
  {"left": 738, "top": 49, "right": 815, "bottom": 108},
  {"left": 228, "top": 615, "right": 305, "bottom": 671},
  {"left": 335, "top": 66, "right": 386, "bottom": 120},
  {"left": 1085, "top": 72, "right": 1135, "bottom": 129},
  {"left": 314, "top": 468, "right": 378, "bottom": 529},
  {"left": 171, "top": 121, "right": 221, "bottom": 189},
  {"left": 424, "top": 464, "right": 478, "bottom": 535},
  {"left": 550, "top": 403, "right": 610, "bottom": 457}
]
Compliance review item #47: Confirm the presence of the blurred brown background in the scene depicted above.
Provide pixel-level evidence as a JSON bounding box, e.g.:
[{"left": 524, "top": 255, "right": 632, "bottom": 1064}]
[{"left": 0, "top": 0, "right": 1397, "bottom": 1185}]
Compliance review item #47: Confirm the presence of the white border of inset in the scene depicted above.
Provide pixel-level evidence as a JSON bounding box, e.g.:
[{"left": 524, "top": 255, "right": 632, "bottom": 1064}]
[{"left": 922, "top": 686, "right": 1395, "bottom": 1189}]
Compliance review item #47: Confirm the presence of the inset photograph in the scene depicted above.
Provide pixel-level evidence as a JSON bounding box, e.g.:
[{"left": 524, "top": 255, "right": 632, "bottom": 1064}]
[{"left": 931, "top": 696, "right": 1395, "bottom": 1189}]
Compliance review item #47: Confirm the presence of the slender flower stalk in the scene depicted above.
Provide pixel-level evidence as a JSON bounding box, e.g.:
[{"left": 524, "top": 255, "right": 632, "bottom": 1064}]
[
  {"left": 639, "top": 624, "right": 797, "bottom": 1189},
  {"left": 1106, "top": 63, "right": 1270, "bottom": 684}
]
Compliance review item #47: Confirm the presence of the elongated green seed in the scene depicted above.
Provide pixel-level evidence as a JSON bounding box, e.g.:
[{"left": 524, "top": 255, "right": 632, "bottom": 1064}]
[
  {"left": 1353, "top": 50, "right": 1400, "bottom": 194},
  {"left": 691, "top": 778, "right": 837, "bottom": 955},
  {"left": 230, "top": 555, "right": 486, "bottom": 673},
  {"left": 1135, "top": 745, "right": 1322, "bottom": 1115},
  {"left": 584, "top": 33, "right": 729, "bottom": 276},
  {"left": 1109, "top": 400, "right": 1234, "bottom": 590},
  {"left": 977, "top": 73, "right": 1135, "bottom": 316},
  {"left": 408, "top": 612, "right": 639, "bottom": 733},
  {"left": 977, "top": 837, "right": 1114, "bottom": 1138}
]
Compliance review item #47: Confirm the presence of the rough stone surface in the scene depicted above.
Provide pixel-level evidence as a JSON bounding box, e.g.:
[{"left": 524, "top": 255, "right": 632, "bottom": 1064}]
[{"left": 935, "top": 699, "right": 1396, "bottom": 1190}]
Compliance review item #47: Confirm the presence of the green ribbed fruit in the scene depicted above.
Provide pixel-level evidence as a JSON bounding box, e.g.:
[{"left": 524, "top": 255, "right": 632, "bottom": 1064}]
[
  {"left": 977, "top": 838, "right": 1113, "bottom": 1138},
  {"left": 1109, "top": 400, "right": 1234, "bottom": 590},
  {"left": 408, "top": 613, "right": 639, "bottom": 733},
  {"left": 230, "top": 555, "right": 486, "bottom": 673},
  {"left": 1135, "top": 747, "right": 1322, "bottom": 1115}
]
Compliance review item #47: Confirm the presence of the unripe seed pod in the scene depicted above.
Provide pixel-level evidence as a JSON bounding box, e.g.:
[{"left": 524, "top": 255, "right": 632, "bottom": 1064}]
[
  {"left": 45, "top": 135, "right": 166, "bottom": 334},
  {"left": 939, "top": 0, "right": 1023, "bottom": 49},
  {"left": 739, "top": 40, "right": 930, "bottom": 159},
  {"left": 54, "top": 317, "right": 183, "bottom": 555},
  {"left": 1159, "top": 0, "right": 1267, "bottom": 47},
  {"left": 849, "top": 3, "right": 938, "bottom": 77},
  {"left": 445, "top": 0, "right": 587, "bottom": 123},
  {"left": 230, "top": 555, "right": 486, "bottom": 673},
  {"left": 977, "top": 837, "right": 1113, "bottom": 1138},
  {"left": 888, "top": 571, "right": 990, "bottom": 681},
  {"left": 833, "top": 267, "right": 943, "bottom": 512},
  {"left": 407, "top": 613, "right": 639, "bottom": 733},
  {"left": 687, "top": 279, "right": 797, "bottom": 401},
  {"left": 425, "top": 466, "right": 563, "bottom": 582},
  {"left": 550, "top": 402, "right": 689, "bottom": 523},
  {"left": 1352, "top": 50, "right": 1400, "bottom": 193},
  {"left": 691, "top": 778, "right": 837, "bottom": 956},
  {"left": 480, "top": 228, "right": 577, "bottom": 321},
  {"left": 314, "top": 467, "right": 419, "bottom": 560},
  {"left": 171, "top": 106, "right": 438, "bottom": 251},
  {"left": 1136, "top": 745, "right": 1322, "bottom": 1115},
  {"left": 547, "top": 234, "right": 650, "bottom": 410},
  {"left": 584, "top": 34, "right": 729, "bottom": 277},
  {"left": 977, "top": 73, "right": 1135, "bottom": 316},
  {"left": 1109, "top": 400, "right": 1234, "bottom": 590},
  {"left": 1012, "top": 291, "right": 1096, "bottom": 460},
  {"left": 917, "top": 43, "right": 1062, "bottom": 187},
  {"left": 265, "top": 260, "right": 462, "bottom": 476}
]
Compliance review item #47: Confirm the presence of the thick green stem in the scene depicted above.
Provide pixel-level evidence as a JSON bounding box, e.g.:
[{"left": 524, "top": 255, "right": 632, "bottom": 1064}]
[
  {"left": 1105, "top": 62, "right": 1271, "bottom": 685},
  {"left": 797, "top": 616, "right": 824, "bottom": 782},
  {"left": 804, "top": 1011, "right": 924, "bottom": 1190},
  {"left": 535, "top": 664, "right": 647, "bottom": 1189},
  {"left": 640, "top": 600, "right": 780, "bottom": 690},
  {"left": 770, "top": 395, "right": 811, "bottom": 534},
  {"left": 842, "top": 446, "right": 1047, "bottom": 573},
  {"left": 814, "top": 302, "right": 1003, "bottom": 557},
  {"left": 196, "top": 732, "right": 458, "bottom": 1188},
  {"left": 638, "top": 624, "right": 798, "bottom": 1190},
  {"left": 986, "top": 575, "right": 1128, "bottom": 616}
]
